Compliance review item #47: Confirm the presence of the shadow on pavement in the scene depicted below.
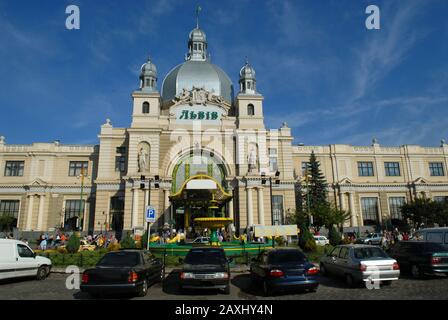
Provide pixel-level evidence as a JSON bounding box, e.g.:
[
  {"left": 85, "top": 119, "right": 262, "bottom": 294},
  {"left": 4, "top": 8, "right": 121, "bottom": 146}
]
[
  {"left": 161, "top": 269, "right": 226, "bottom": 296},
  {"left": 231, "top": 274, "right": 315, "bottom": 297},
  {"left": 73, "top": 290, "right": 134, "bottom": 300},
  {"left": 0, "top": 276, "right": 37, "bottom": 285}
]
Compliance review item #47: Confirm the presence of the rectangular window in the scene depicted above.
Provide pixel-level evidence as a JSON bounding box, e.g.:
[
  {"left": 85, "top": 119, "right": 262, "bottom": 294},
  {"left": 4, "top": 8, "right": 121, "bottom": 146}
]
[
  {"left": 64, "top": 200, "right": 85, "bottom": 231},
  {"left": 434, "top": 196, "right": 448, "bottom": 203},
  {"left": 116, "top": 147, "right": 126, "bottom": 154},
  {"left": 4, "top": 161, "right": 24, "bottom": 177},
  {"left": 0, "top": 200, "right": 20, "bottom": 232},
  {"left": 358, "top": 162, "right": 374, "bottom": 177},
  {"left": 269, "top": 148, "right": 278, "bottom": 172},
  {"left": 110, "top": 196, "right": 125, "bottom": 231},
  {"left": 115, "top": 156, "right": 126, "bottom": 172},
  {"left": 272, "top": 195, "right": 284, "bottom": 225},
  {"left": 389, "top": 197, "right": 406, "bottom": 220},
  {"left": 385, "top": 162, "right": 401, "bottom": 176},
  {"left": 429, "top": 162, "right": 444, "bottom": 176},
  {"left": 69, "top": 161, "right": 88, "bottom": 177},
  {"left": 301, "top": 162, "right": 310, "bottom": 176},
  {"left": 0, "top": 200, "right": 20, "bottom": 218},
  {"left": 361, "top": 197, "right": 379, "bottom": 225}
]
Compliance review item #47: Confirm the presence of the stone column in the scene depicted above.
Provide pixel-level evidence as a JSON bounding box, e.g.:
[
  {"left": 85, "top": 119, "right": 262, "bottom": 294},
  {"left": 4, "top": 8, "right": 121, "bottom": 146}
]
[
  {"left": 37, "top": 195, "right": 45, "bottom": 231},
  {"left": 164, "top": 189, "right": 170, "bottom": 225},
  {"left": 132, "top": 188, "right": 139, "bottom": 228},
  {"left": 26, "top": 195, "right": 34, "bottom": 231},
  {"left": 339, "top": 191, "right": 345, "bottom": 211},
  {"left": 228, "top": 198, "right": 234, "bottom": 221},
  {"left": 257, "top": 187, "right": 265, "bottom": 226},
  {"left": 348, "top": 192, "right": 356, "bottom": 227},
  {"left": 246, "top": 187, "right": 254, "bottom": 228},
  {"left": 144, "top": 189, "right": 149, "bottom": 230}
]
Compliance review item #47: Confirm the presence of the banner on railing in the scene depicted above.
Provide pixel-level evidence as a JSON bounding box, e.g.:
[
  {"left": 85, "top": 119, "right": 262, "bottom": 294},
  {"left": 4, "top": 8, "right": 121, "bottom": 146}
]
[{"left": 254, "top": 225, "right": 298, "bottom": 237}]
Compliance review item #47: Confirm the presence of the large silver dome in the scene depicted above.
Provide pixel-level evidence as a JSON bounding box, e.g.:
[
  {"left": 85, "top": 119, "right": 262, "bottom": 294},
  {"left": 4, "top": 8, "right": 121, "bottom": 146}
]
[{"left": 161, "top": 60, "right": 234, "bottom": 104}]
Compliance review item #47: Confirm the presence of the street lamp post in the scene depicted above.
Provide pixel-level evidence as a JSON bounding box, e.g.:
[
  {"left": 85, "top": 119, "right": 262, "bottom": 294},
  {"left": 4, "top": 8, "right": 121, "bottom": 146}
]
[
  {"left": 140, "top": 175, "right": 160, "bottom": 250},
  {"left": 262, "top": 170, "right": 280, "bottom": 248},
  {"left": 77, "top": 166, "right": 88, "bottom": 233},
  {"left": 302, "top": 172, "right": 312, "bottom": 227}
]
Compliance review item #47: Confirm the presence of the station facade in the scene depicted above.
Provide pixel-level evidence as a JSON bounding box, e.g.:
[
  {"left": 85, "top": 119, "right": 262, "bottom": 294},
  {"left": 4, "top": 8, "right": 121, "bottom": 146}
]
[{"left": 1, "top": 24, "right": 448, "bottom": 236}]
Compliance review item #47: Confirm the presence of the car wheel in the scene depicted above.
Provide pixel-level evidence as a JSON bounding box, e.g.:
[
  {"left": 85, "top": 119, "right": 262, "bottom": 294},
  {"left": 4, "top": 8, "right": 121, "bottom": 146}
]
[
  {"left": 222, "top": 285, "right": 230, "bottom": 295},
  {"left": 137, "top": 280, "right": 148, "bottom": 297},
  {"left": 36, "top": 266, "right": 48, "bottom": 280},
  {"left": 308, "top": 285, "right": 318, "bottom": 293},
  {"left": 411, "top": 265, "right": 423, "bottom": 279},
  {"left": 262, "top": 280, "right": 270, "bottom": 297},
  {"left": 345, "top": 274, "right": 355, "bottom": 288},
  {"left": 319, "top": 263, "right": 327, "bottom": 276},
  {"left": 367, "top": 241, "right": 372, "bottom": 245}
]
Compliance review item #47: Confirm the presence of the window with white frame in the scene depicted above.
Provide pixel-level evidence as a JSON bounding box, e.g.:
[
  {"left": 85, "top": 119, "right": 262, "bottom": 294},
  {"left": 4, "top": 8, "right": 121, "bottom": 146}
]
[
  {"left": 272, "top": 195, "right": 284, "bottom": 225},
  {"left": 269, "top": 148, "right": 278, "bottom": 172}
]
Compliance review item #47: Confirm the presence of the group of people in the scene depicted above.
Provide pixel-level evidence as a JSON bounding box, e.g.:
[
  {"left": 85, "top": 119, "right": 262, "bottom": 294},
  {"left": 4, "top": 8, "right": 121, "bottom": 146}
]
[
  {"left": 34, "top": 231, "right": 119, "bottom": 251},
  {"left": 36, "top": 232, "right": 69, "bottom": 250}
]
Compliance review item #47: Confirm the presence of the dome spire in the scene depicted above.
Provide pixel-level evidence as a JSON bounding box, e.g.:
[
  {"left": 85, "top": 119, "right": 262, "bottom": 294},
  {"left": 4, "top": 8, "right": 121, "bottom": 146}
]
[
  {"left": 239, "top": 58, "right": 257, "bottom": 94},
  {"left": 186, "top": 7, "right": 207, "bottom": 62},
  {"left": 140, "top": 55, "right": 158, "bottom": 92},
  {"left": 196, "top": 5, "right": 202, "bottom": 28}
]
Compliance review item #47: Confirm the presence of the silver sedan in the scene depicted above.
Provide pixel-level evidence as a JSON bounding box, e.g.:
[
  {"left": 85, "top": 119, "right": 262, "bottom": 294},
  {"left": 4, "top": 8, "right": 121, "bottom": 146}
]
[{"left": 320, "top": 244, "right": 400, "bottom": 287}]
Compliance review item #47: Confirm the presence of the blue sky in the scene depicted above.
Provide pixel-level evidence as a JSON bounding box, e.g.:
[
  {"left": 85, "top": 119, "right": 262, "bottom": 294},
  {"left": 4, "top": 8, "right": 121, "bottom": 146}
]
[{"left": 0, "top": 0, "right": 447, "bottom": 147}]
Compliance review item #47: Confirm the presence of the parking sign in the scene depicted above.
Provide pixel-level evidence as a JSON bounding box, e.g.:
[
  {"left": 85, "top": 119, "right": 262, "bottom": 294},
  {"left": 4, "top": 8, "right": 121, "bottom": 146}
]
[{"left": 145, "top": 206, "right": 156, "bottom": 223}]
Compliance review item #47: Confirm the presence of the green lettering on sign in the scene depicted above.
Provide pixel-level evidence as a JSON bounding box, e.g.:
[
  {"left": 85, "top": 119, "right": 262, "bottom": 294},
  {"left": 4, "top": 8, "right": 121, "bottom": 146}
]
[
  {"left": 179, "top": 110, "right": 189, "bottom": 119},
  {"left": 178, "top": 110, "right": 220, "bottom": 121}
]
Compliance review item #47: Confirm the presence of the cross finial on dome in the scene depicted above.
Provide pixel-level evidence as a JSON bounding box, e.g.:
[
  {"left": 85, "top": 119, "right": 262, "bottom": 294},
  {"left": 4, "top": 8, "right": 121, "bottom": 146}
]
[{"left": 196, "top": 5, "right": 202, "bottom": 28}]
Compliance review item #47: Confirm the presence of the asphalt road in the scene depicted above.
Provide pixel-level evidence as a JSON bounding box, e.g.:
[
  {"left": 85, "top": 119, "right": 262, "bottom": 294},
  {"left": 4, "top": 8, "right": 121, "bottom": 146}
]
[{"left": 1, "top": 269, "right": 448, "bottom": 300}]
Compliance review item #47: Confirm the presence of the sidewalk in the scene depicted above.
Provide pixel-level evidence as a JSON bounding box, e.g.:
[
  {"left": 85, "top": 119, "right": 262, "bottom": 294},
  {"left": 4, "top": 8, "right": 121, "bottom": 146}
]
[{"left": 51, "top": 264, "right": 249, "bottom": 274}]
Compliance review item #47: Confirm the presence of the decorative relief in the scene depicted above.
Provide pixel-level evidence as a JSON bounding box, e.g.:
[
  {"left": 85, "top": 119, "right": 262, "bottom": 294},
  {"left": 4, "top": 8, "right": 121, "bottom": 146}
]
[{"left": 172, "top": 86, "right": 226, "bottom": 107}]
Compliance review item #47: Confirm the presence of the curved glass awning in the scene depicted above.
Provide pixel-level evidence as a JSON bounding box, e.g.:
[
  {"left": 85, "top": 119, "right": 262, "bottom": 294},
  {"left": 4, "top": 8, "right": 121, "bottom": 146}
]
[{"left": 169, "top": 174, "right": 232, "bottom": 205}]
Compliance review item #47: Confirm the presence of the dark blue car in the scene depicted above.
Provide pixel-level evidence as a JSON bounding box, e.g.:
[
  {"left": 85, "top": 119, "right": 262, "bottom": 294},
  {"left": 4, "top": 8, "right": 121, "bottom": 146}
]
[{"left": 249, "top": 248, "right": 319, "bottom": 296}]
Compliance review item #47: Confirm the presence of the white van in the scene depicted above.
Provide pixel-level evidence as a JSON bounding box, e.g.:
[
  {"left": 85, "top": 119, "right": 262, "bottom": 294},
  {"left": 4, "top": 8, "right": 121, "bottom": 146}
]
[
  {"left": 0, "top": 239, "right": 52, "bottom": 281},
  {"left": 412, "top": 227, "right": 448, "bottom": 248}
]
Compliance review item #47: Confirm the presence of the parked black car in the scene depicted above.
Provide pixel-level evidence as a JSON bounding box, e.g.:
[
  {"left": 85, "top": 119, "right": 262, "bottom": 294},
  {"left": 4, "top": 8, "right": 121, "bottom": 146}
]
[
  {"left": 80, "top": 250, "right": 163, "bottom": 298},
  {"left": 390, "top": 241, "right": 448, "bottom": 278},
  {"left": 249, "top": 248, "right": 319, "bottom": 296},
  {"left": 179, "top": 247, "right": 232, "bottom": 294}
]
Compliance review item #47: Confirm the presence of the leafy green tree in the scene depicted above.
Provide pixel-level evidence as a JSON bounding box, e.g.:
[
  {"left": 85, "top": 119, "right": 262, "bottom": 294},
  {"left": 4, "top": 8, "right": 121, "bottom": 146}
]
[
  {"left": 119, "top": 232, "right": 136, "bottom": 249},
  {"left": 401, "top": 198, "right": 448, "bottom": 228},
  {"left": 0, "top": 216, "right": 15, "bottom": 232},
  {"left": 298, "top": 221, "right": 314, "bottom": 250},
  {"left": 66, "top": 234, "right": 81, "bottom": 253},
  {"left": 328, "top": 225, "right": 342, "bottom": 246}
]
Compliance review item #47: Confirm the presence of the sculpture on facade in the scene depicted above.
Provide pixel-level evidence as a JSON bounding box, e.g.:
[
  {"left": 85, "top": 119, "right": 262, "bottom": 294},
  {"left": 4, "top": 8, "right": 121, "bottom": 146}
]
[
  {"left": 172, "top": 87, "right": 225, "bottom": 107},
  {"left": 138, "top": 147, "right": 149, "bottom": 172},
  {"left": 248, "top": 147, "right": 257, "bottom": 173}
]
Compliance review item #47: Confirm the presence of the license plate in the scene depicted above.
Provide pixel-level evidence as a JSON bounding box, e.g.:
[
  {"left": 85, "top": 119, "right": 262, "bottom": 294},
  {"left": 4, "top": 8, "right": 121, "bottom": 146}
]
[{"left": 195, "top": 274, "right": 215, "bottom": 279}]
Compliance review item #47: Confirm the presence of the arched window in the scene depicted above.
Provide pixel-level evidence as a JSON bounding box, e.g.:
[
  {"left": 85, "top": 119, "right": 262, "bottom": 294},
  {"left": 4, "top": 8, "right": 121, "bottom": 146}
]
[
  {"left": 142, "top": 102, "right": 150, "bottom": 114},
  {"left": 247, "top": 104, "right": 255, "bottom": 116}
]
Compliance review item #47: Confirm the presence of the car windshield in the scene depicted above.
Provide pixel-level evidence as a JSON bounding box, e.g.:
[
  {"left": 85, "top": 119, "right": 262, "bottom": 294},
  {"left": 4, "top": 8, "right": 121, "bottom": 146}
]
[
  {"left": 354, "top": 247, "right": 388, "bottom": 259},
  {"left": 184, "top": 249, "right": 226, "bottom": 265},
  {"left": 424, "top": 242, "right": 448, "bottom": 252},
  {"left": 268, "top": 250, "right": 307, "bottom": 264},
  {"left": 97, "top": 252, "right": 140, "bottom": 267}
]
